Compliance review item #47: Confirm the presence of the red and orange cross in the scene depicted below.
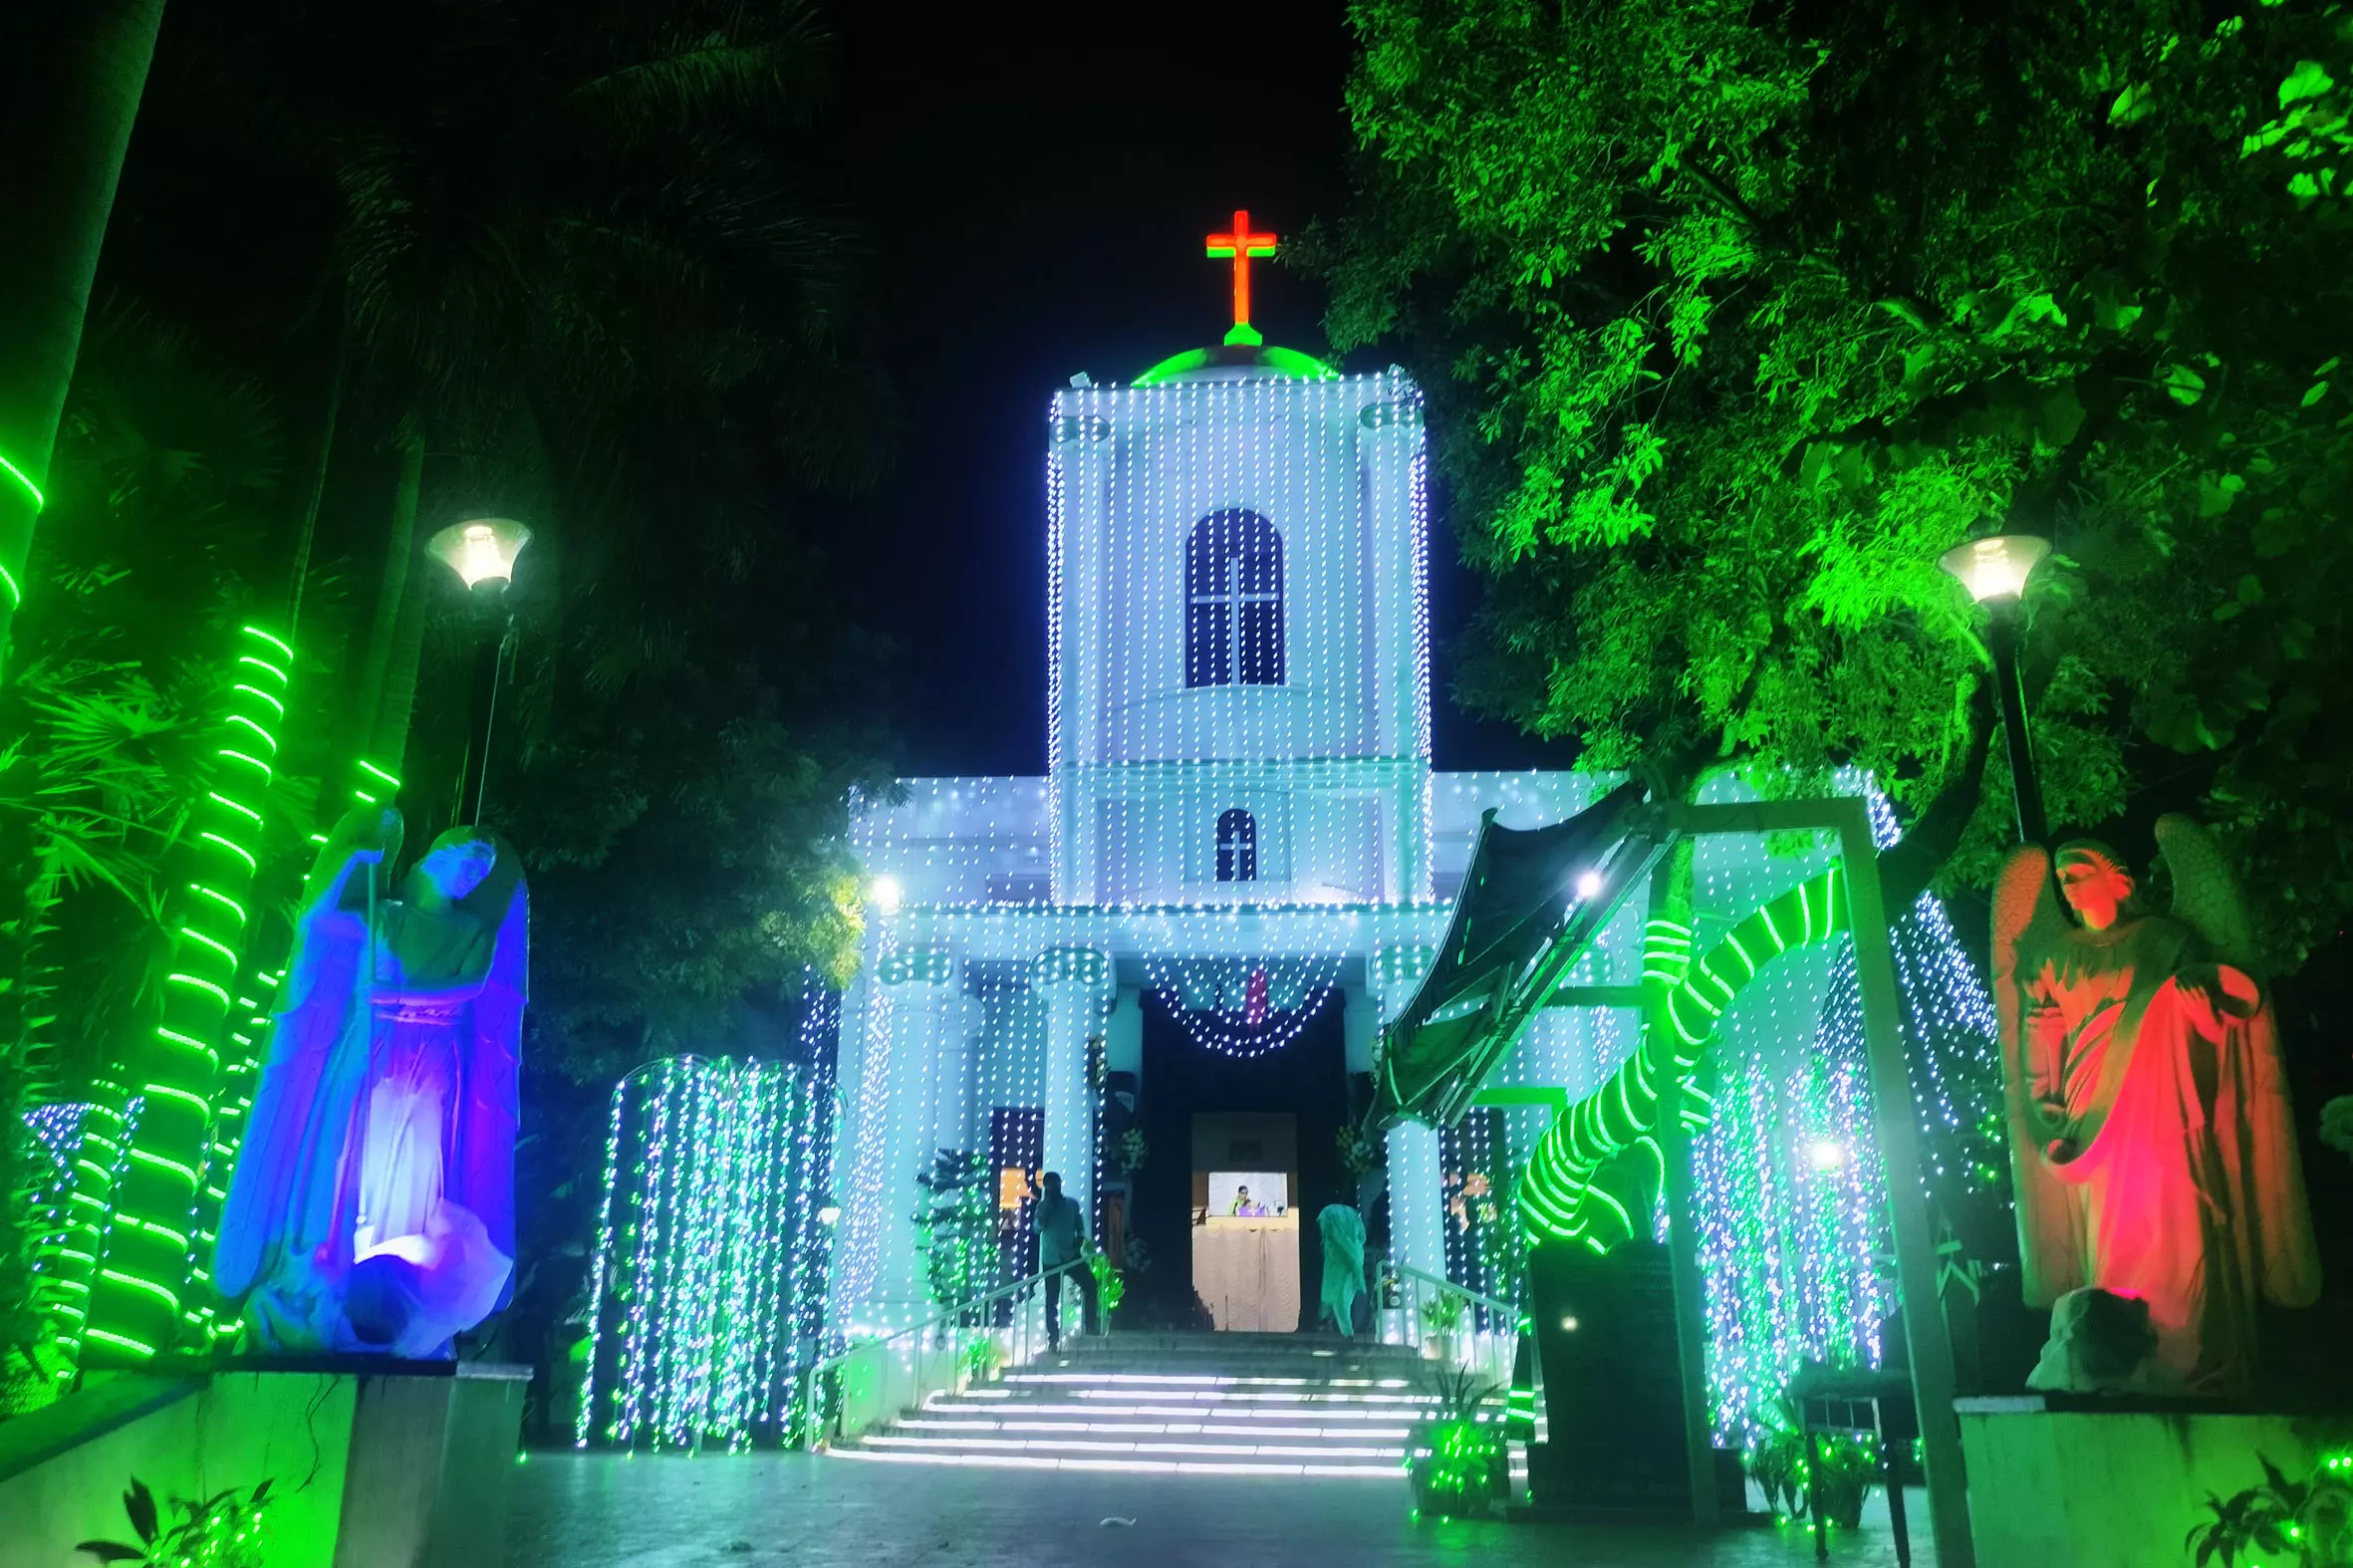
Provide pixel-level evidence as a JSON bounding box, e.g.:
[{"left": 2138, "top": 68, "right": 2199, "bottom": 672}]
[{"left": 1205, "top": 209, "right": 1277, "bottom": 347}]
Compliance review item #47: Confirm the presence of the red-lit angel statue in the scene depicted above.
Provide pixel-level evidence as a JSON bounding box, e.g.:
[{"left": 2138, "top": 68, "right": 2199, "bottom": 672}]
[
  {"left": 1991, "top": 816, "right": 2319, "bottom": 1393},
  {"left": 217, "top": 805, "right": 526, "bottom": 1358}
]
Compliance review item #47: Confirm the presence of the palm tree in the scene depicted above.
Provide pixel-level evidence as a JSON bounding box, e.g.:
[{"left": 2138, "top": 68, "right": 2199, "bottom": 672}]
[
  {"left": 0, "top": 0, "right": 167, "bottom": 673},
  {"left": 0, "top": 312, "right": 295, "bottom": 1387}
]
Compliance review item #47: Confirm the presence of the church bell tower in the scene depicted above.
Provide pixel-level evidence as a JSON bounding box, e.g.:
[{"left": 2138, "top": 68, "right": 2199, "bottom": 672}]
[{"left": 1046, "top": 214, "right": 1433, "bottom": 909}]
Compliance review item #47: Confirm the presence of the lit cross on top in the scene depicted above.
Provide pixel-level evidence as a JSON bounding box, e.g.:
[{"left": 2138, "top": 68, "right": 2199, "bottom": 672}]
[{"left": 1204, "top": 209, "right": 1277, "bottom": 348}]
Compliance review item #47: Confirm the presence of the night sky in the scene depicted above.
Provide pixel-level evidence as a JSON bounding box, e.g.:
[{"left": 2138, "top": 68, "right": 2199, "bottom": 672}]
[{"left": 833, "top": 1, "right": 1570, "bottom": 780}]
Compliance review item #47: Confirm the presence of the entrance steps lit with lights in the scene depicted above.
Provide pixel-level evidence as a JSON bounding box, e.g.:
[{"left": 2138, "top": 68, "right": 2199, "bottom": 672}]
[{"left": 829, "top": 1332, "right": 1513, "bottom": 1479}]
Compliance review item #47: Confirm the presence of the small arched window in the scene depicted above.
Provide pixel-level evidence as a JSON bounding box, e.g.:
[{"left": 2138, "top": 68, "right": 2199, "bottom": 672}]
[
  {"left": 1185, "top": 510, "right": 1284, "bottom": 687},
  {"left": 1215, "top": 808, "right": 1258, "bottom": 883}
]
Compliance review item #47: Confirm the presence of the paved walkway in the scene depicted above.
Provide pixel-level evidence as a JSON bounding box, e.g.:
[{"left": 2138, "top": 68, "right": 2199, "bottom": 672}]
[{"left": 508, "top": 1452, "right": 1939, "bottom": 1567}]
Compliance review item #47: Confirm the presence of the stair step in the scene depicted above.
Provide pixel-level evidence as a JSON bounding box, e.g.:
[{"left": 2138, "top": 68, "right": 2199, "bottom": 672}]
[
  {"left": 829, "top": 1447, "right": 1410, "bottom": 1477},
  {"left": 827, "top": 1332, "right": 1520, "bottom": 1483}
]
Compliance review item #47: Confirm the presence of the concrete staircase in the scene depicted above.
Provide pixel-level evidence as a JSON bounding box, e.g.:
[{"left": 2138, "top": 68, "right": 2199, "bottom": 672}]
[{"left": 829, "top": 1331, "right": 1520, "bottom": 1479}]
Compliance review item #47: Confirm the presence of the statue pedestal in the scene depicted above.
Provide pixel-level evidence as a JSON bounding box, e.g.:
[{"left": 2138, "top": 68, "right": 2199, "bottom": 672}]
[
  {"left": 331, "top": 1359, "right": 532, "bottom": 1568},
  {"left": 1956, "top": 1395, "right": 2342, "bottom": 1568}
]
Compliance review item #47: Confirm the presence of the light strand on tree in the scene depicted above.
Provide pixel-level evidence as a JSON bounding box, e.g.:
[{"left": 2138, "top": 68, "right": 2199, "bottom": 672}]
[
  {"left": 1690, "top": 782, "right": 2003, "bottom": 1442},
  {"left": 1519, "top": 869, "right": 1851, "bottom": 1252},
  {"left": 578, "top": 1056, "right": 834, "bottom": 1451}
]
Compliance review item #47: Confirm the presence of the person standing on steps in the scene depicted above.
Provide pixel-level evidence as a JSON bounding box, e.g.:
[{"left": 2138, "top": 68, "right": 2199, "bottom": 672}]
[
  {"left": 1317, "top": 1202, "right": 1367, "bottom": 1338},
  {"left": 1032, "top": 1171, "right": 1098, "bottom": 1350}
]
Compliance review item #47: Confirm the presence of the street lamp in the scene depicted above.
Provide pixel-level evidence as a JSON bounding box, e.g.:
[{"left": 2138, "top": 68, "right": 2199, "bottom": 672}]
[
  {"left": 427, "top": 518, "right": 532, "bottom": 827},
  {"left": 428, "top": 517, "right": 532, "bottom": 591},
  {"left": 1939, "top": 533, "right": 2050, "bottom": 845}
]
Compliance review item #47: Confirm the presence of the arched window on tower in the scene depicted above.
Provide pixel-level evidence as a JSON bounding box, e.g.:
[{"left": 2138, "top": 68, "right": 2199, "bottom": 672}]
[
  {"left": 1215, "top": 808, "right": 1258, "bottom": 883},
  {"left": 1185, "top": 510, "right": 1284, "bottom": 687}
]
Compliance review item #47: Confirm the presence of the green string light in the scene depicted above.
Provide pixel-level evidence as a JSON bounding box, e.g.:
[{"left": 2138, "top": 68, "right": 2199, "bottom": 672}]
[
  {"left": 0, "top": 449, "right": 42, "bottom": 611},
  {"left": 1519, "top": 868, "right": 1851, "bottom": 1251}
]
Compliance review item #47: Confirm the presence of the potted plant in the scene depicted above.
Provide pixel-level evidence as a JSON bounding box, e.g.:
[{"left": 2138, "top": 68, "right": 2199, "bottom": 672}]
[
  {"left": 1745, "top": 1385, "right": 1879, "bottom": 1532},
  {"left": 1420, "top": 1290, "right": 1464, "bottom": 1363},
  {"left": 1407, "top": 1364, "right": 1507, "bottom": 1519},
  {"left": 959, "top": 1332, "right": 1005, "bottom": 1390},
  {"left": 1088, "top": 1246, "right": 1126, "bottom": 1321},
  {"left": 2188, "top": 1449, "right": 2353, "bottom": 1567}
]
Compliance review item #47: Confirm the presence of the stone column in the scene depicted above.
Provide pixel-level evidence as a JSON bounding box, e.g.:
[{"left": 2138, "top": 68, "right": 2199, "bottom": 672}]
[
  {"left": 1369, "top": 943, "right": 1444, "bottom": 1287},
  {"left": 845, "top": 947, "right": 973, "bottom": 1330},
  {"left": 1357, "top": 382, "right": 1431, "bottom": 898},
  {"left": 1032, "top": 946, "right": 1113, "bottom": 1236},
  {"left": 1050, "top": 407, "right": 1113, "bottom": 903}
]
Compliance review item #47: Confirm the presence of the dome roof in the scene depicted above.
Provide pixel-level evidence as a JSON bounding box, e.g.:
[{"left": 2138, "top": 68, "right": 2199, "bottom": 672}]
[{"left": 1132, "top": 342, "right": 1339, "bottom": 386}]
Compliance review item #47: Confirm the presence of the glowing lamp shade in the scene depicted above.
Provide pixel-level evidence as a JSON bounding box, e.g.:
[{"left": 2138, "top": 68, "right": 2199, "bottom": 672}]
[
  {"left": 429, "top": 517, "right": 533, "bottom": 589},
  {"left": 1937, "top": 533, "right": 2049, "bottom": 604}
]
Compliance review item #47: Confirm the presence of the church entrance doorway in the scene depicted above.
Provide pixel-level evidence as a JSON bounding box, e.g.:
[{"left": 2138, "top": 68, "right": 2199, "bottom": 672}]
[
  {"left": 1133, "top": 985, "right": 1347, "bottom": 1333},
  {"left": 1191, "top": 1112, "right": 1298, "bottom": 1330}
]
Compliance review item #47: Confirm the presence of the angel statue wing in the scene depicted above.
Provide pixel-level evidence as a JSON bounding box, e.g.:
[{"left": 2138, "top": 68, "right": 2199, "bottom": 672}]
[
  {"left": 2154, "top": 814, "right": 2260, "bottom": 977},
  {"left": 1987, "top": 842, "right": 2082, "bottom": 1306},
  {"left": 2153, "top": 815, "right": 2319, "bottom": 1308}
]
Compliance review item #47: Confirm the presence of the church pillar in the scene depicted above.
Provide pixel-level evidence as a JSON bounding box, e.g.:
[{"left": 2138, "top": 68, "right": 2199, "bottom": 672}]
[
  {"left": 1357, "top": 383, "right": 1431, "bottom": 899},
  {"left": 1369, "top": 943, "right": 1443, "bottom": 1287},
  {"left": 1049, "top": 408, "right": 1113, "bottom": 902},
  {"left": 849, "top": 947, "right": 975, "bottom": 1329},
  {"left": 1032, "top": 946, "right": 1113, "bottom": 1243}
]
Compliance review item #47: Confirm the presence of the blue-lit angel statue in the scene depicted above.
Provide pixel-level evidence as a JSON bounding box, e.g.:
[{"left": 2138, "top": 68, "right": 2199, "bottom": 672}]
[{"left": 217, "top": 804, "right": 527, "bottom": 1358}]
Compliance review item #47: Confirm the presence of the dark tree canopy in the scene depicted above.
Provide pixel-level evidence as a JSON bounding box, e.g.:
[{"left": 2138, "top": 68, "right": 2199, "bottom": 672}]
[{"left": 1310, "top": 0, "right": 2353, "bottom": 967}]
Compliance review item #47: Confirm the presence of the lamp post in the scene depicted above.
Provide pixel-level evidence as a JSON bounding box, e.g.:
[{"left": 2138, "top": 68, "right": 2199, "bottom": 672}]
[
  {"left": 1939, "top": 533, "right": 2050, "bottom": 845},
  {"left": 426, "top": 517, "right": 531, "bottom": 827}
]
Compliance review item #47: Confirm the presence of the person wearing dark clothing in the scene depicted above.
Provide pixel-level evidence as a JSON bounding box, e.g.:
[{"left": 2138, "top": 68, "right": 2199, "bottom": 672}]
[{"left": 1031, "top": 1171, "right": 1099, "bottom": 1349}]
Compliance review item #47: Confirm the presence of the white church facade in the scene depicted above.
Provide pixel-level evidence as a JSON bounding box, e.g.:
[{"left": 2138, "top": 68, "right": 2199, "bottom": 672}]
[{"left": 827, "top": 306, "right": 1856, "bottom": 1341}]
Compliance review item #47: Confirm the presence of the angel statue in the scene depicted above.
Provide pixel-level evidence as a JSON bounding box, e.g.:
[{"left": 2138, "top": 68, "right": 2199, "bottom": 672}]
[
  {"left": 1991, "top": 817, "right": 2318, "bottom": 1394},
  {"left": 216, "top": 805, "right": 527, "bottom": 1358}
]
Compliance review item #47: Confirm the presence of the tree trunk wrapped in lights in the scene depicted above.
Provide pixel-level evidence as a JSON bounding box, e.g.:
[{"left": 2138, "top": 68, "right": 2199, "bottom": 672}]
[
  {"left": 74, "top": 626, "right": 291, "bottom": 1366},
  {"left": 0, "top": 0, "right": 163, "bottom": 666}
]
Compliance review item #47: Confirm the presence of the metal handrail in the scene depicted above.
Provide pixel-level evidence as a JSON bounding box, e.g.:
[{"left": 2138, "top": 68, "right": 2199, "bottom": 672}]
[
  {"left": 1389, "top": 1262, "right": 1527, "bottom": 1440},
  {"left": 1392, "top": 1261, "right": 1522, "bottom": 1324},
  {"left": 800, "top": 1257, "right": 1089, "bottom": 1446}
]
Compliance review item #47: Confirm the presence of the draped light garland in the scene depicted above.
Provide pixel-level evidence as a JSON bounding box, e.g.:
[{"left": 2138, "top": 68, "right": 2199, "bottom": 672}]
[
  {"left": 1686, "top": 788, "right": 2003, "bottom": 1441},
  {"left": 1122, "top": 906, "right": 1356, "bottom": 1058},
  {"left": 1692, "top": 877, "right": 2005, "bottom": 1439},
  {"left": 578, "top": 1056, "right": 834, "bottom": 1451}
]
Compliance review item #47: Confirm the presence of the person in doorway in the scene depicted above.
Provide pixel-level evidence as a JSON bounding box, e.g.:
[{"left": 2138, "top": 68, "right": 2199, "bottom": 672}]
[
  {"left": 1229, "top": 1183, "right": 1260, "bottom": 1217},
  {"left": 1032, "top": 1171, "right": 1098, "bottom": 1350}
]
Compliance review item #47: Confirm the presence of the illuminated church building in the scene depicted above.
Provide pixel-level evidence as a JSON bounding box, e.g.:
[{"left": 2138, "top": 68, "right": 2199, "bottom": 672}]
[{"left": 829, "top": 218, "right": 1845, "bottom": 1337}]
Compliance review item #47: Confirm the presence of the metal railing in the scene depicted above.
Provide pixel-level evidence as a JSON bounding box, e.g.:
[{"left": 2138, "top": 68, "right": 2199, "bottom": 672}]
[
  {"left": 801, "top": 1258, "right": 1091, "bottom": 1449},
  {"left": 1388, "top": 1263, "right": 1525, "bottom": 1407}
]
